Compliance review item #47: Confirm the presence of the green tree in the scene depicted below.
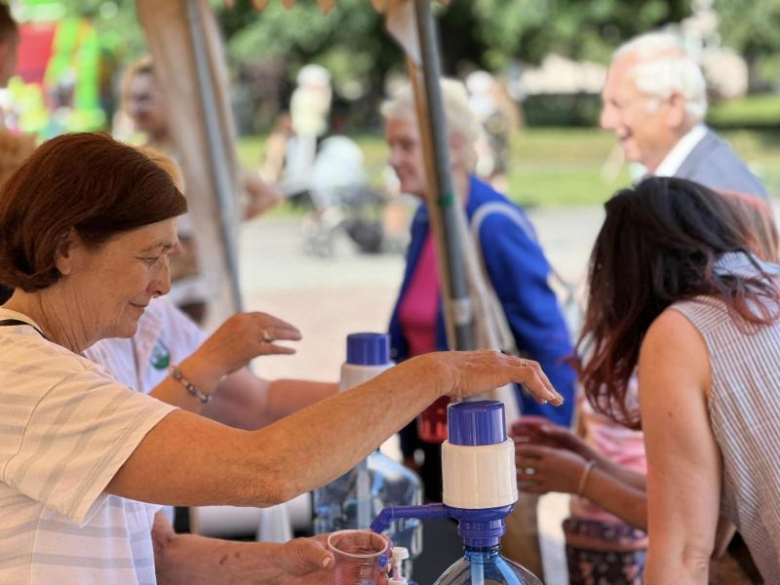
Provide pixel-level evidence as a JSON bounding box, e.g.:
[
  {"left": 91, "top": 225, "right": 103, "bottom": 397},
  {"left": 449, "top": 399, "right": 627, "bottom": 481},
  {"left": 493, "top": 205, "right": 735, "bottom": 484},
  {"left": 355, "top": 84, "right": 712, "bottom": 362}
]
[
  {"left": 220, "top": 0, "right": 694, "bottom": 90},
  {"left": 57, "top": 0, "right": 145, "bottom": 58},
  {"left": 715, "top": 0, "right": 780, "bottom": 89},
  {"left": 457, "top": 0, "right": 692, "bottom": 69},
  {"left": 219, "top": 0, "right": 388, "bottom": 96}
]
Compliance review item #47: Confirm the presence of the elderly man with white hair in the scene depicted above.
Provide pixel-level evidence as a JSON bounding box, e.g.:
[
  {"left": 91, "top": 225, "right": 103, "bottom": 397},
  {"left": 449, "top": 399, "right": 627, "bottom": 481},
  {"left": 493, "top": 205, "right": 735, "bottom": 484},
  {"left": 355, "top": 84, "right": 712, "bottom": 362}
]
[
  {"left": 600, "top": 31, "right": 767, "bottom": 198},
  {"left": 542, "top": 30, "right": 768, "bottom": 584}
]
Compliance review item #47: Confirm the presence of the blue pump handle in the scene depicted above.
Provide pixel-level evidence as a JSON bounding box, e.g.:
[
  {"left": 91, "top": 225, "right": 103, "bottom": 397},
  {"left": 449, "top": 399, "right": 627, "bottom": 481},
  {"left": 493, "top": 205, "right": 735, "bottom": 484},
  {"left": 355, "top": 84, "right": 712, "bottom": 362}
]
[
  {"left": 370, "top": 503, "right": 515, "bottom": 548},
  {"left": 369, "top": 503, "right": 449, "bottom": 534}
]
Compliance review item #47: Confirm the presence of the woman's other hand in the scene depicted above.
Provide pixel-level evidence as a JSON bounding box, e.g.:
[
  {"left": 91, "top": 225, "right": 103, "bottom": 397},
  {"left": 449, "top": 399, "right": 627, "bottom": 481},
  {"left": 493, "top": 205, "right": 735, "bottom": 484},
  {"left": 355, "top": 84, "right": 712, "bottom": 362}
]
[
  {"left": 274, "top": 535, "right": 335, "bottom": 579},
  {"left": 511, "top": 416, "right": 598, "bottom": 461},
  {"left": 515, "top": 443, "right": 589, "bottom": 495},
  {"left": 182, "top": 312, "right": 302, "bottom": 390}
]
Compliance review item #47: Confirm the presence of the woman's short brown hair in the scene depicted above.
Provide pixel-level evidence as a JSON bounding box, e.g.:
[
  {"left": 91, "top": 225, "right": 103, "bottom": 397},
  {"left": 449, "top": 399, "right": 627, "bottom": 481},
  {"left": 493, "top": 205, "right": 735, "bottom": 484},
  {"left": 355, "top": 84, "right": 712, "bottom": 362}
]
[{"left": 0, "top": 132, "right": 187, "bottom": 292}]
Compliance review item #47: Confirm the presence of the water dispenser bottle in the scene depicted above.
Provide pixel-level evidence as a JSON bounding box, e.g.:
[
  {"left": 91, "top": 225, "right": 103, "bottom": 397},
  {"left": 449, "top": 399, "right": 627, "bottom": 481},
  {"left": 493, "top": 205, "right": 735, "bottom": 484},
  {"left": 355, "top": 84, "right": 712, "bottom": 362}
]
[
  {"left": 313, "top": 333, "right": 424, "bottom": 561},
  {"left": 371, "top": 400, "right": 543, "bottom": 585}
]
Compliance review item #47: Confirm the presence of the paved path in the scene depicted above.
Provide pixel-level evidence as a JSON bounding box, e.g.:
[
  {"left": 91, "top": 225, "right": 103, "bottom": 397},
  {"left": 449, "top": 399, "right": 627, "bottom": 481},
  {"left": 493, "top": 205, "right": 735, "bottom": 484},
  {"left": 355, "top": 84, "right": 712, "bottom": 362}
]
[{"left": 238, "top": 205, "right": 604, "bottom": 382}]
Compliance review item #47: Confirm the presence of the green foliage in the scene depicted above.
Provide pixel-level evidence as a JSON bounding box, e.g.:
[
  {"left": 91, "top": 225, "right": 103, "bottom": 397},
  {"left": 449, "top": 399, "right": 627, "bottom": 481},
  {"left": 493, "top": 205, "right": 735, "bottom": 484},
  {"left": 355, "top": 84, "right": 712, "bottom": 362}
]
[
  {"left": 240, "top": 126, "right": 780, "bottom": 208},
  {"left": 715, "top": 0, "right": 780, "bottom": 87},
  {"left": 57, "top": 0, "right": 146, "bottom": 59},
  {"left": 522, "top": 94, "right": 602, "bottom": 127},
  {"left": 218, "top": 0, "right": 695, "bottom": 98},
  {"left": 219, "top": 0, "right": 386, "bottom": 90},
  {"left": 708, "top": 93, "right": 780, "bottom": 128},
  {"left": 466, "top": 0, "right": 692, "bottom": 68}
]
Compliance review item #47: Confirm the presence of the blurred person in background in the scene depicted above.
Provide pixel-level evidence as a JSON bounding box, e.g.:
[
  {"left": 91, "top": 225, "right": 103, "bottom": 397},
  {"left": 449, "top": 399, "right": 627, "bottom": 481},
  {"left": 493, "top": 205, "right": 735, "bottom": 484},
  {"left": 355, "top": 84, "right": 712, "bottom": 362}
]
[
  {"left": 119, "top": 58, "right": 282, "bottom": 324},
  {"left": 382, "top": 78, "right": 576, "bottom": 500},
  {"left": 0, "top": 2, "right": 17, "bottom": 89},
  {"left": 0, "top": 3, "right": 34, "bottom": 307},
  {"left": 600, "top": 31, "right": 766, "bottom": 198},
  {"left": 284, "top": 64, "right": 332, "bottom": 191},
  {"left": 383, "top": 80, "right": 576, "bottom": 577},
  {"left": 466, "top": 70, "right": 520, "bottom": 193},
  {"left": 260, "top": 65, "right": 332, "bottom": 193}
]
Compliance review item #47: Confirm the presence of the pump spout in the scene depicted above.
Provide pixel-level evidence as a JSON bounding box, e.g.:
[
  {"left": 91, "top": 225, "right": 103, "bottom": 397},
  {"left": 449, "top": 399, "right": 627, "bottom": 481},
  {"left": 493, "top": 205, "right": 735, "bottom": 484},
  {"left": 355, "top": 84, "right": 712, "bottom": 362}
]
[{"left": 370, "top": 503, "right": 450, "bottom": 534}]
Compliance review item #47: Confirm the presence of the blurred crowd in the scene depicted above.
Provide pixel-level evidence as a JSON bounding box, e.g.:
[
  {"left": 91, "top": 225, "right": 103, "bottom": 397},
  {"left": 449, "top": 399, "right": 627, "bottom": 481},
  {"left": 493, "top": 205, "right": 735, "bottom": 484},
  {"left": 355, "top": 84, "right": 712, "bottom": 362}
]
[{"left": 0, "top": 3, "right": 780, "bottom": 583}]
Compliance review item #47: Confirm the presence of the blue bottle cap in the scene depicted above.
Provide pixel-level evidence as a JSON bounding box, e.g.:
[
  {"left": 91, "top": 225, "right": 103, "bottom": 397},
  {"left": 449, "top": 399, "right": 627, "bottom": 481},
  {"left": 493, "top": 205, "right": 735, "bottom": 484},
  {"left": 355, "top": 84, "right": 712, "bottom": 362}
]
[
  {"left": 447, "top": 400, "right": 506, "bottom": 446},
  {"left": 346, "top": 332, "right": 391, "bottom": 366}
]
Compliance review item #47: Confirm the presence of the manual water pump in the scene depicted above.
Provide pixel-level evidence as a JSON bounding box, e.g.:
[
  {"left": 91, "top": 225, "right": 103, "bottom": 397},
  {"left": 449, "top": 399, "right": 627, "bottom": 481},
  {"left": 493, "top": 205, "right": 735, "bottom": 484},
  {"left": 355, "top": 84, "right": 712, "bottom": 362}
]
[{"left": 371, "top": 400, "right": 542, "bottom": 585}]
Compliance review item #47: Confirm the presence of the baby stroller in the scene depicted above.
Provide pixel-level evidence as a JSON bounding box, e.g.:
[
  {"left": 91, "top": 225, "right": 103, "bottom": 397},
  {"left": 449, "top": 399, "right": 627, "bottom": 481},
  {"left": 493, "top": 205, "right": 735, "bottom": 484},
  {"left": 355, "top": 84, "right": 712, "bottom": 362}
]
[{"left": 283, "top": 135, "right": 386, "bottom": 257}]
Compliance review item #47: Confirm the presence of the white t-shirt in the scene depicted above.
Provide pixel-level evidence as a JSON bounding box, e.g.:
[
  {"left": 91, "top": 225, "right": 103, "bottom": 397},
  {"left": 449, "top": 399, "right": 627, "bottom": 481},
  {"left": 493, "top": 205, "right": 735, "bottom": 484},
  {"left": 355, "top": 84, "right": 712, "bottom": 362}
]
[
  {"left": 85, "top": 299, "right": 206, "bottom": 526},
  {"left": 0, "top": 308, "right": 177, "bottom": 585},
  {"left": 85, "top": 297, "right": 207, "bottom": 394}
]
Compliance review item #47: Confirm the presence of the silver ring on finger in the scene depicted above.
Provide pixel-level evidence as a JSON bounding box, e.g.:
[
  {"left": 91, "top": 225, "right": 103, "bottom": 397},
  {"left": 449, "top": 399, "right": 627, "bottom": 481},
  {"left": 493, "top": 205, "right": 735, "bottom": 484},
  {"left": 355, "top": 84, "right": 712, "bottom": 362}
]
[{"left": 262, "top": 328, "right": 273, "bottom": 343}]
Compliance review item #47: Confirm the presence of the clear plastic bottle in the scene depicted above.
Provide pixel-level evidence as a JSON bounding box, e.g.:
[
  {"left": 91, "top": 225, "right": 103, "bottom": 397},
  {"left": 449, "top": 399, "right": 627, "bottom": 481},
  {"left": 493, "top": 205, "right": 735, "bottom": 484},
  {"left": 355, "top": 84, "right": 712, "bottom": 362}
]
[
  {"left": 313, "top": 333, "right": 423, "bottom": 559},
  {"left": 434, "top": 545, "right": 543, "bottom": 585}
]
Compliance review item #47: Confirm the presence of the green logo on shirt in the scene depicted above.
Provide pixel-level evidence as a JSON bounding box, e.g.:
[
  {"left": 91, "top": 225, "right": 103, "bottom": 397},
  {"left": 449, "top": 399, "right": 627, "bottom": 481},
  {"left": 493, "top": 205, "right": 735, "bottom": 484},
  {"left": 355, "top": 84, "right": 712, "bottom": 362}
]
[{"left": 151, "top": 340, "right": 171, "bottom": 370}]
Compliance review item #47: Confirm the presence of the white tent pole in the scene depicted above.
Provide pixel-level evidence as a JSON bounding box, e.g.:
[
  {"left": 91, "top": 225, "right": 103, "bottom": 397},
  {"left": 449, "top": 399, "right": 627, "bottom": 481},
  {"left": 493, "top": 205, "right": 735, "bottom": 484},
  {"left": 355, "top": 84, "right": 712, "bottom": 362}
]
[{"left": 185, "top": 0, "right": 243, "bottom": 311}]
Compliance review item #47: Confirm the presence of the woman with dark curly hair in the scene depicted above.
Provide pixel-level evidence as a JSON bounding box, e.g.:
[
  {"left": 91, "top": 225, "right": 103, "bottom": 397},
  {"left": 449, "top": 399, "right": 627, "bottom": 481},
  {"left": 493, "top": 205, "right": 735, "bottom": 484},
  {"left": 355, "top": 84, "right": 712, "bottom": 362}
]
[
  {"left": 514, "top": 184, "right": 778, "bottom": 583},
  {"left": 575, "top": 177, "right": 780, "bottom": 583}
]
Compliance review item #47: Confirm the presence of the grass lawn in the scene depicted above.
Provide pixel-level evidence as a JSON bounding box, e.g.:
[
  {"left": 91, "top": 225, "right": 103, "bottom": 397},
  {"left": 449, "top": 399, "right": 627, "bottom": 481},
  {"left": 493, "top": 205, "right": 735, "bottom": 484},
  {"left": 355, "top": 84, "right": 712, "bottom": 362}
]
[
  {"left": 708, "top": 94, "right": 780, "bottom": 127},
  {"left": 238, "top": 125, "right": 780, "bottom": 209}
]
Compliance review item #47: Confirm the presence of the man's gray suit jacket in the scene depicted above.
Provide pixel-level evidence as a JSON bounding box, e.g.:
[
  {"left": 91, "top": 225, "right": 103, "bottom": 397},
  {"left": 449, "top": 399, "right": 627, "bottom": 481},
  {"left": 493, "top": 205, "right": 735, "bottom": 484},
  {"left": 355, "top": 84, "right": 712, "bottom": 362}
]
[{"left": 674, "top": 128, "right": 767, "bottom": 199}]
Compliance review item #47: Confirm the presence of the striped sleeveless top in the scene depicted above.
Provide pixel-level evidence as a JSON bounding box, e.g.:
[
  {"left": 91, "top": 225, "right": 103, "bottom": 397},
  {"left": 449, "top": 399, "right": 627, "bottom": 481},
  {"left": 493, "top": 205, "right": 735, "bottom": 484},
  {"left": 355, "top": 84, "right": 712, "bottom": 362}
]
[{"left": 672, "top": 252, "right": 780, "bottom": 583}]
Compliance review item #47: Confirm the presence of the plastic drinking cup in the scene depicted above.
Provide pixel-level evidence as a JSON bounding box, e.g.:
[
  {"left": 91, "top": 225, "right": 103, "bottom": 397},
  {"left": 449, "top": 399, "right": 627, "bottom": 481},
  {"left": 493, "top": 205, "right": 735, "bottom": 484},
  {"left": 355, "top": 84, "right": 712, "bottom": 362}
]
[{"left": 327, "top": 529, "right": 390, "bottom": 585}]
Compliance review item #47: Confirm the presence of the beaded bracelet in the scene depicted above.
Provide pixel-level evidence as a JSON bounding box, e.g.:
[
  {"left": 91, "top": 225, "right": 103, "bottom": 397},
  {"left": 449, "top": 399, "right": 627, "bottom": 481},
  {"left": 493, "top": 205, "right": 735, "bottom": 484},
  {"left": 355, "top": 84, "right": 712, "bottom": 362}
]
[
  {"left": 577, "top": 460, "right": 597, "bottom": 497},
  {"left": 169, "top": 365, "right": 212, "bottom": 404}
]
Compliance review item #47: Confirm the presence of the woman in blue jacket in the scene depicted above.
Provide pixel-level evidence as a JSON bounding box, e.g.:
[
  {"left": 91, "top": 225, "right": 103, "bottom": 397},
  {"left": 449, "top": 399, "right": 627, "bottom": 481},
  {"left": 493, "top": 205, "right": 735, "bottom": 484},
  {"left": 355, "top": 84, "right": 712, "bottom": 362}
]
[{"left": 382, "top": 80, "right": 576, "bottom": 500}]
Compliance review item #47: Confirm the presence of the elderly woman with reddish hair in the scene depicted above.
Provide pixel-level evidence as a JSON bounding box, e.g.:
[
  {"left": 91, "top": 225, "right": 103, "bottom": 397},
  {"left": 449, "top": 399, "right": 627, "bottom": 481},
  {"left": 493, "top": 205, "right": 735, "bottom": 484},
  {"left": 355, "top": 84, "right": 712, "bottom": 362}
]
[{"left": 0, "top": 133, "right": 562, "bottom": 584}]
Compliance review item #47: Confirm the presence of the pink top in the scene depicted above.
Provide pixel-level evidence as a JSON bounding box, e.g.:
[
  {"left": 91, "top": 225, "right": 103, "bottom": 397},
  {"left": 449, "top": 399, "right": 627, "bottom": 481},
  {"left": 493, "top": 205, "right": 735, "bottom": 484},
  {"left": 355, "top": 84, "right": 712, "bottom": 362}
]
[
  {"left": 398, "top": 234, "right": 440, "bottom": 357},
  {"left": 571, "top": 374, "right": 647, "bottom": 534}
]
